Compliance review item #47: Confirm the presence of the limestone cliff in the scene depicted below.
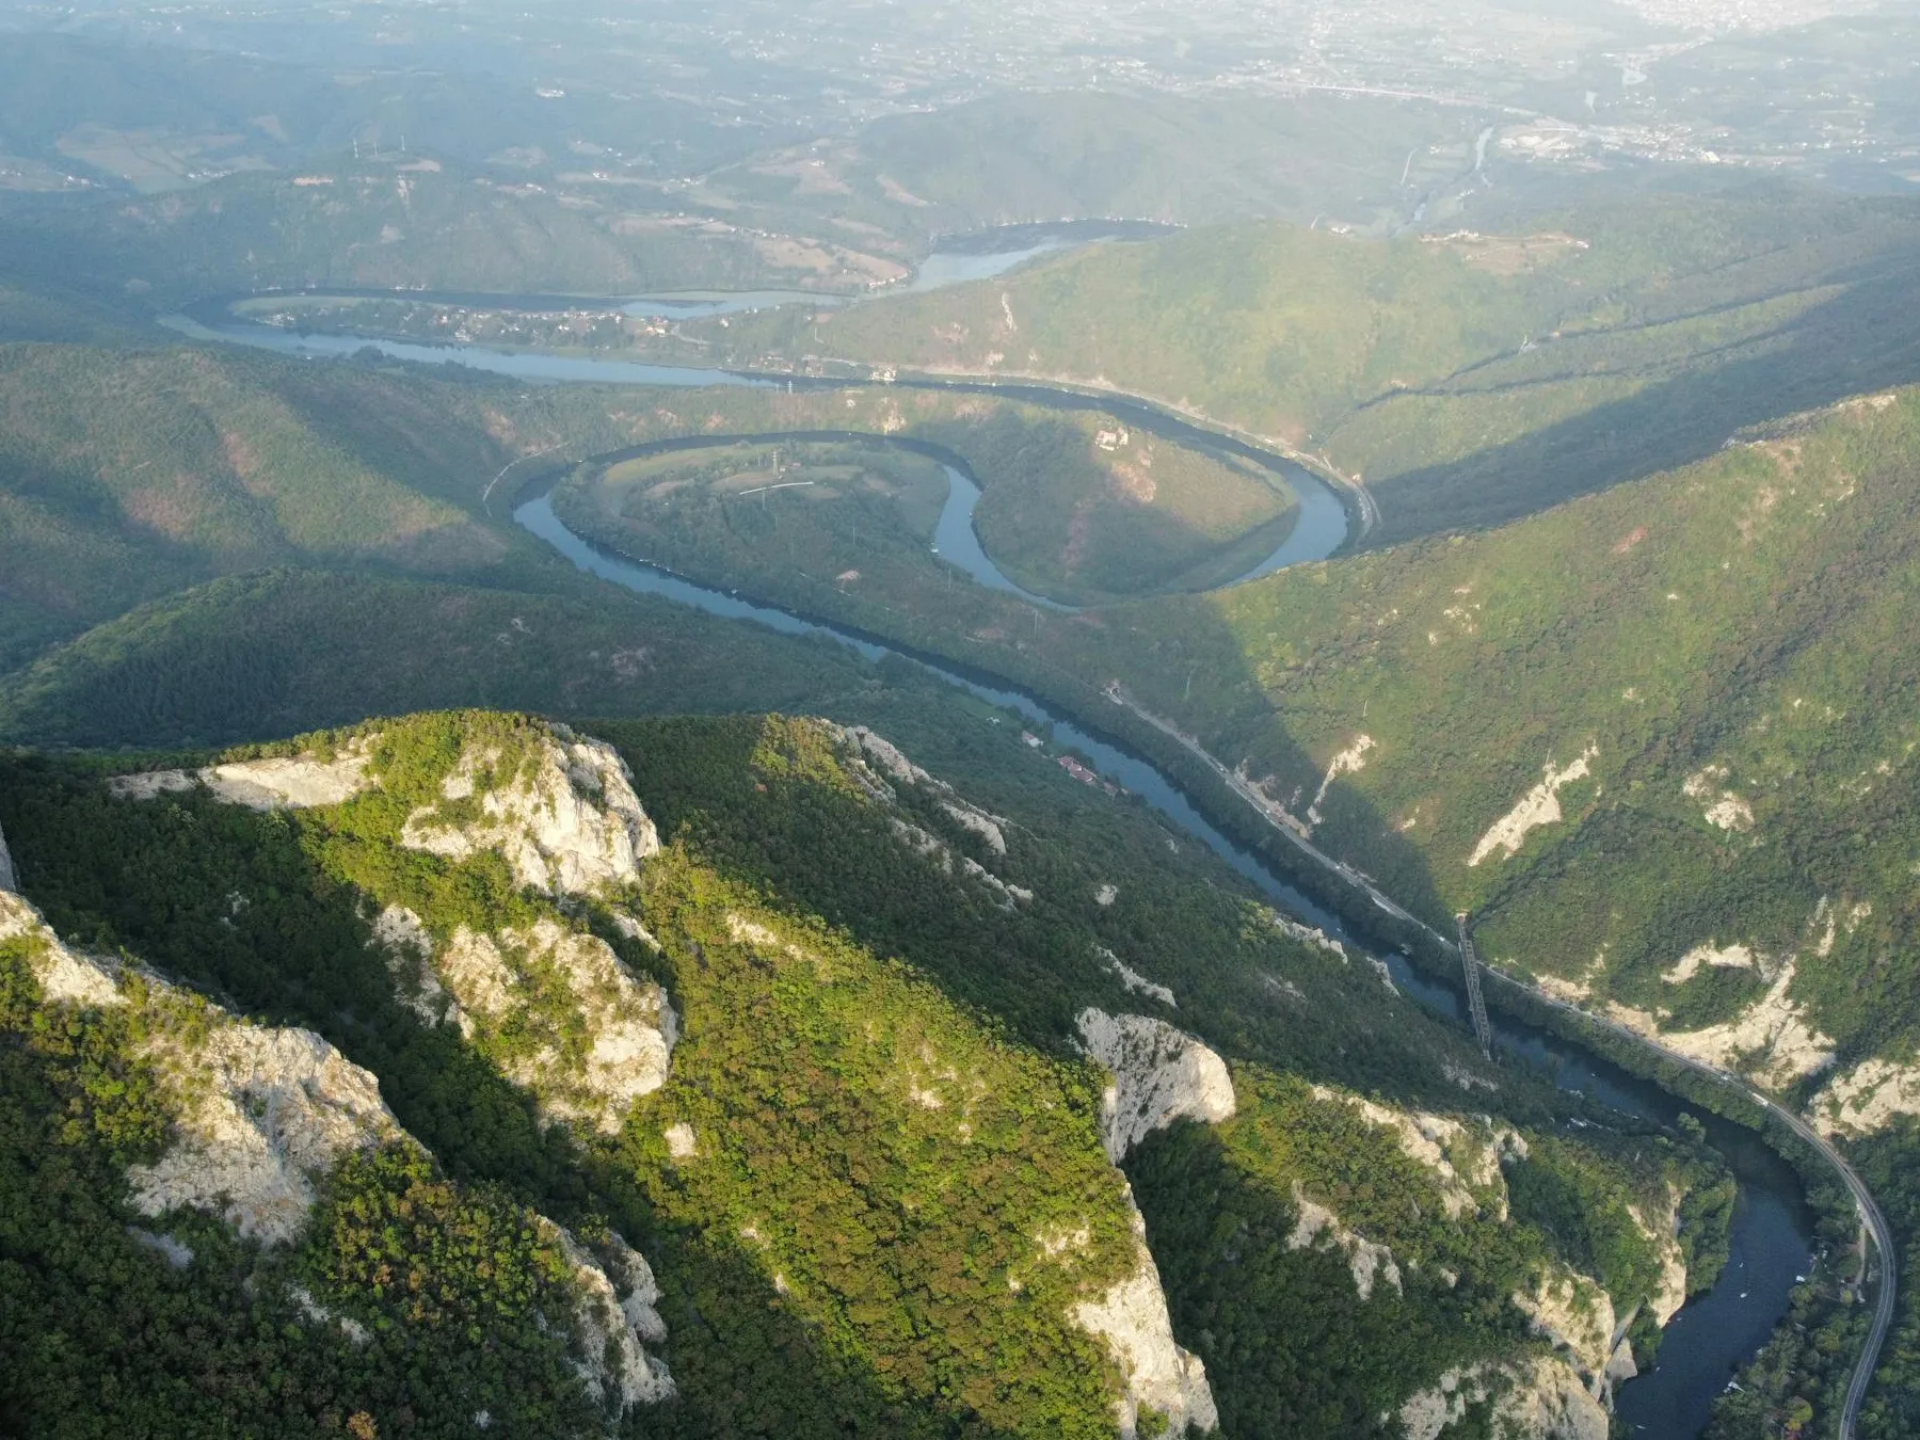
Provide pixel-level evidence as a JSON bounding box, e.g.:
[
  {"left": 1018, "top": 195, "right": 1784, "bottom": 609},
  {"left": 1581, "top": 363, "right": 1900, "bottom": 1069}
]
[
  {"left": 1396, "top": 1357, "right": 1609, "bottom": 1440},
  {"left": 400, "top": 723, "right": 659, "bottom": 897},
  {"left": 379, "top": 909, "right": 676, "bottom": 1135},
  {"left": 1076, "top": 1008, "right": 1236, "bottom": 1163},
  {"left": 1075, "top": 1195, "right": 1219, "bottom": 1438},
  {"left": 109, "top": 745, "right": 374, "bottom": 810},
  {"left": 0, "top": 819, "right": 16, "bottom": 892},
  {"left": 1, "top": 888, "right": 674, "bottom": 1412},
  {"left": 835, "top": 725, "right": 1031, "bottom": 906}
]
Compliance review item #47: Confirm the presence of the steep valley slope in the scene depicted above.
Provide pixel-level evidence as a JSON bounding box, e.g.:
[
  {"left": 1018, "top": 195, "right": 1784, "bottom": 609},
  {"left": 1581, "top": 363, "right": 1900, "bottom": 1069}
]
[
  {"left": 1010, "top": 385, "right": 1920, "bottom": 1440},
  {"left": 0, "top": 708, "right": 1742, "bottom": 1438}
]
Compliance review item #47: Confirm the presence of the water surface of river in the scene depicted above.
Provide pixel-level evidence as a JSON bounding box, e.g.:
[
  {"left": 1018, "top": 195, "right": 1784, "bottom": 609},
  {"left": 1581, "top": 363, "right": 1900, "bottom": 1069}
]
[{"left": 179, "top": 294, "right": 1812, "bottom": 1439}]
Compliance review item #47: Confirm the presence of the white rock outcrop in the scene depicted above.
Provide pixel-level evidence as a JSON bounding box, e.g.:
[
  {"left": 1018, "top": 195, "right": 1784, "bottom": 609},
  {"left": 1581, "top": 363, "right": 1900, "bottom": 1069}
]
[
  {"left": 1685, "top": 767, "right": 1756, "bottom": 833},
  {"left": 401, "top": 726, "right": 659, "bottom": 897},
  {"left": 0, "top": 893, "right": 124, "bottom": 1007},
  {"left": 1513, "top": 1267, "right": 1618, "bottom": 1381},
  {"left": 1629, "top": 1191, "right": 1691, "bottom": 1327},
  {"left": 110, "top": 748, "right": 373, "bottom": 811},
  {"left": 1817, "top": 1054, "right": 1920, "bottom": 1136},
  {"left": 387, "top": 918, "right": 677, "bottom": 1135},
  {"left": 1307, "top": 734, "right": 1375, "bottom": 827},
  {"left": 131, "top": 1023, "right": 404, "bottom": 1244},
  {"left": 1508, "top": 1355, "right": 1612, "bottom": 1440},
  {"left": 1396, "top": 1358, "right": 1607, "bottom": 1440},
  {"left": 1268, "top": 910, "right": 1346, "bottom": 959},
  {"left": 1100, "top": 947, "right": 1177, "bottom": 1008},
  {"left": 5, "top": 890, "right": 675, "bottom": 1403},
  {"left": 0, "top": 819, "right": 16, "bottom": 892},
  {"left": 1288, "top": 1181, "right": 1403, "bottom": 1300},
  {"left": 4, "top": 891, "right": 399, "bottom": 1244},
  {"left": 1661, "top": 941, "right": 1757, "bottom": 986},
  {"left": 1469, "top": 745, "right": 1598, "bottom": 866},
  {"left": 1073, "top": 1201, "right": 1218, "bottom": 1437},
  {"left": 1310, "top": 1086, "right": 1520, "bottom": 1221},
  {"left": 1076, "top": 1009, "right": 1235, "bottom": 1162},
  {"left": 1605, "top": 958, "right": 1835, "bottom": 1087},
  {"left": 555, "top": 1227, "right": 675, "bottom": 1409},
  {"left": 837, "top": 723, "right": 1021, "bottom": 869}
]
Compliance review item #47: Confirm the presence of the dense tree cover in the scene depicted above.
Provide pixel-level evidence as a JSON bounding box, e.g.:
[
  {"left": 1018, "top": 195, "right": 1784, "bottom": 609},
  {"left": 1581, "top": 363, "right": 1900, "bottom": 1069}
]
[
  {"left": 0, "top": 917, "right": 612, "bottom": 1437},
  {"left": 0, "top": 340, "right": 537, "bottom": 670},
  {"left": 707, "top": 188, "right": 1920, "bottom": 543},
  {"left": 0, "top": 568, "right": 889, "bottom": 750},
  {"left": 602, "top": 713, "right": 1503, "bottom": 1107},
  {"left": 0, "top": 158, "right": 866, "bottom": 310},
  {"left": 0, "top": 707, "right": 1764, "bottom": 1437}
]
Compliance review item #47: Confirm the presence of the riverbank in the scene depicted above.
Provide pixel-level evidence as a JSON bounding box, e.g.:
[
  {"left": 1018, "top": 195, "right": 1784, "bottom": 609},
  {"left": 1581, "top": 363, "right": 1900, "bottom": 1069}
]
[
  {"left": 513, "top": 484, "right": 1842, "bottom": 1439},
  {"left": 170, "top": 295, "right": 1879, "bottom": 1437}
]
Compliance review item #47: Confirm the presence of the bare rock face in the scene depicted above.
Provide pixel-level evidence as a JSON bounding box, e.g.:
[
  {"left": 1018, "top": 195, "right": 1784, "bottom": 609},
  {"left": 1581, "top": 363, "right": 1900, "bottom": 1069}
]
[
  {"left": 1513, "top": 1267, "right": 1618, "bottom": 1383},
  {"left": 1074, "top": 1200, "right": 1218, "bottom": 1437},
  {"left": 380, "top": 916, "right": 676, "bottom": 1136},
  {"left": 553, "top": 1226, "right": 675, "bottom": 1409},
  {"left": 6, "top": 890, "right": 676, "bottom": 1405},
  {"left": 131, "top": 1023, "right": 404, "bottom": 1245},
  {"left": 1397, "top": 1358, "right": 1607, "bottom": 1440},
  {"left": 109, "top": 747, "right": 373, "bottom": 811},
  {"left": 1628, "top": 1190, "right": 1690, "bottom": 1327},
  {"left": 4, "top": 891, "right": 399, "bottom": 1244},
  {"left": 1500, "top": 1356, "right": 1612, "bottom": 1440},
  {"left": 401, "top": 726, "right": 659, "bottom": 897},
  {"left": 1287, "top": 1181, "right": 1403, "bottom": 1300},
  {"left": 836, "top": 725, "right": 1021, "bottom": 882},
  {"left": 1076, "top": 1009, "right": 1236, "bottom": 1163},
  {"left": 0, "top": 819, "right": 16, "bottom": 892},
  {"left": 0, "top": 892, "right": 122, "bottom": 1007}
]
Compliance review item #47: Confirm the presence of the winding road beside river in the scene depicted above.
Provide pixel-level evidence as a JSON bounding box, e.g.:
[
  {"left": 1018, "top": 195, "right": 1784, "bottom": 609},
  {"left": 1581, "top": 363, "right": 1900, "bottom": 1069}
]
[
  {"left": 1104, "top": 684, "right": 1896, "bottom": 1440},
  {"left": 180, "top": 289, "right": 1892, "bottom": 1438}
]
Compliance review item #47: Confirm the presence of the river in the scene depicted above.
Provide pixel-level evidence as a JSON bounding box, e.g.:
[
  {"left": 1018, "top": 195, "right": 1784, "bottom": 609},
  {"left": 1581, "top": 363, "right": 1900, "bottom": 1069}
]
[
  {"left": 517, "top": 484, "right": 1810, "bottom": 1439},
  {"left": 178, "top": 288, "right": 1813, "bottom": 1440}
]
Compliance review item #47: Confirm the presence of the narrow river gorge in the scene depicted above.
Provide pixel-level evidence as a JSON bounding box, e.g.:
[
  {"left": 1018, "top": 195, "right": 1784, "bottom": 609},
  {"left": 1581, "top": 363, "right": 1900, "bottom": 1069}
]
[{"left": 182, "top": 287, "right": 1834, "bottom": 1440}]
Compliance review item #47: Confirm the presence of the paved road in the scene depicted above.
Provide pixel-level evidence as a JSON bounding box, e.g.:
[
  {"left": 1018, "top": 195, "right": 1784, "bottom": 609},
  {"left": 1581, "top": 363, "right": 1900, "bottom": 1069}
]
[{"left": 1106, "top": 683, "right": 1896, "bottom": 1440}]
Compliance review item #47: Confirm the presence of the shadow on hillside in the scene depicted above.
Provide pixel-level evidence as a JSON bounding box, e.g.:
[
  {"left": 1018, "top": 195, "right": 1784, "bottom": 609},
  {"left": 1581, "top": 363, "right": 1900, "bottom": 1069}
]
[
  {"left": 593, "top": 683, "right": 1476, "bottom": 1118},
  {"left": 634, "top": 1225, "right": 1033, "bottom": 1440},
  {"left": 1367, "top": 244, "right": 1920, "bottom": 544},
  {"left": 0, "top": 756, "right": 1012, "bottom": 1437}
]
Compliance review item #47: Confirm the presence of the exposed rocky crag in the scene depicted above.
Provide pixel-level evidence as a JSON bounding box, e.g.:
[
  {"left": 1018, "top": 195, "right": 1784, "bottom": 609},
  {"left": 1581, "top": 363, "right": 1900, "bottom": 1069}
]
[
  {"left": 0, "top": 819, "right": 16, "bottom": 892},
  {"left": 401, "top": 723, "right": 660, "bottom": 897},
  {"left": 1309, "top": 1084, "right": 1523, "bottom": 1221},
  {"left": 381, "top": 914, "right": 677, "bottom": 1135},
  {"left": 1076, "top": 1008, "right": 1236, "bottom": 1163},
  {"left": 1396, "top": 1357, "right": 1609, "bottom": 1440},
  {"left": 1075, "top": 1198, "right": 1219, "bottom": 1438},
  {"left": 835, "top": 725, "right": 1032, "bottom": 906},
  {"left": 109, "top": 746, "right": 374, "bottom": 810},
  {"left": 2, "top": 887, "right": 673, "bottom": 1413},
  {"left": 1287, "top": 1180, "right": 1403, "bottom": 1300},
  {"left": 1817, "top": 1051, "right": 1920, "bottom": 1135},
  {"left": 555, "top": 1227, "right": 676, "bottom": 1407},
  {"left": 1513, "top": 1267, "right": 1618, "bottom": 1385}
]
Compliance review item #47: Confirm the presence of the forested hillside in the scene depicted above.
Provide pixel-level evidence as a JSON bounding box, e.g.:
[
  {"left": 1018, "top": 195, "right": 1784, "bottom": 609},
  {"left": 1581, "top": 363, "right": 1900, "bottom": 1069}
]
[
  {"left": 0, "top": 708, "right": 1741, "bottom": 1436},
  {"left": 0, "top": 161, "right": 887, "bottom": 308},
  {"left": 710, "top": 189, "right": 1920, "bottom": 543},
  {"left": 0, "top": 343, "right": 528, "bottom": 668},
  {"left": 975, "top": 388, "right": 1920, "bottom": 1439}
]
